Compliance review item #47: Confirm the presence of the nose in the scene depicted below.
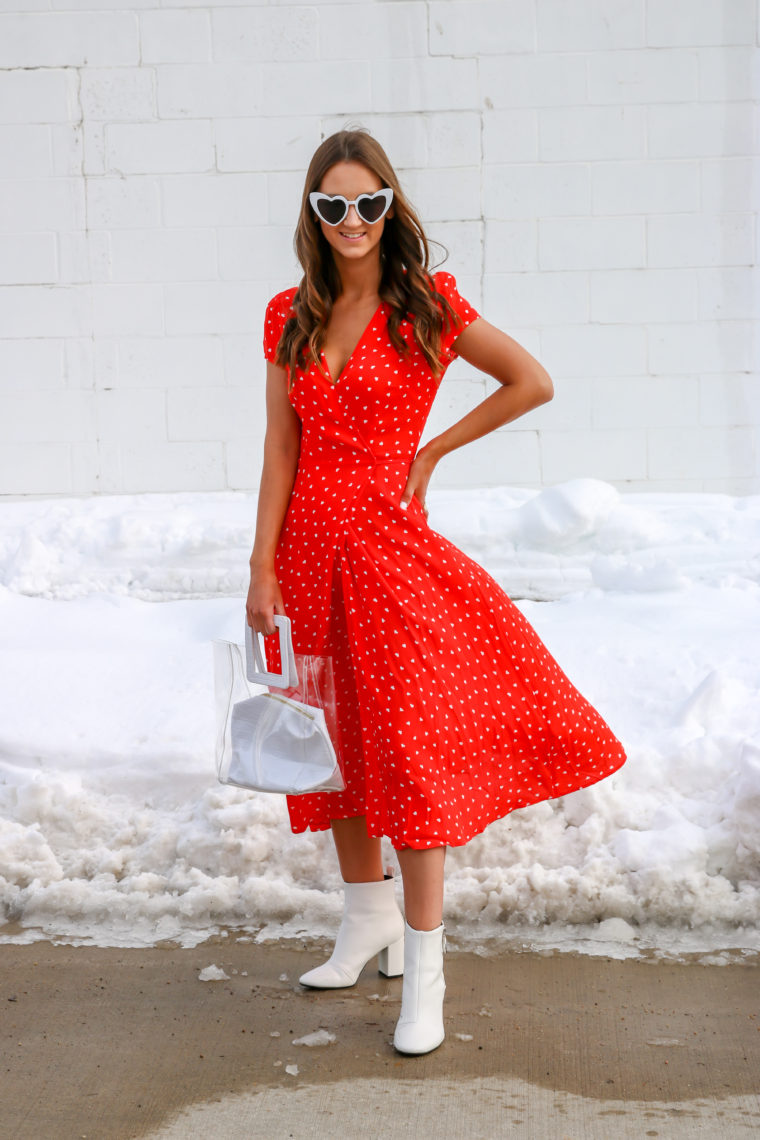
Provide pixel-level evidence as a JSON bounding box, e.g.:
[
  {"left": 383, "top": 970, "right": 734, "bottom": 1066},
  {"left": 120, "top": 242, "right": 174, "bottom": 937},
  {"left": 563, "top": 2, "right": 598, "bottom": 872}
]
[{"left": 344, "top": 204, "right": 362, "bottom": 227}]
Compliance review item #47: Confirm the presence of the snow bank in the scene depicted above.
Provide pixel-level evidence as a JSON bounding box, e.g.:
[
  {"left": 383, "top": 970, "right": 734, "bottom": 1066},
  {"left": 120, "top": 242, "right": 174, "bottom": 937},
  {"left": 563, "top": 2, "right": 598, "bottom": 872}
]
[
  {"left": 0, "top": 484, "right": 758, "bottom": 957},
  {"left": 1, "top": 480, "right": 758, "bottom": 602}
]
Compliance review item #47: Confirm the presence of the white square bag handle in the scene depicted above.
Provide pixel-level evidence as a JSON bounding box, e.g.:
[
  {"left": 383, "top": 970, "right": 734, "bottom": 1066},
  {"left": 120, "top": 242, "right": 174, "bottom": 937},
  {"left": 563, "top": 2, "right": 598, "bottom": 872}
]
[{"left": 244, "top": 614, "right": 299, "bottom": 689}]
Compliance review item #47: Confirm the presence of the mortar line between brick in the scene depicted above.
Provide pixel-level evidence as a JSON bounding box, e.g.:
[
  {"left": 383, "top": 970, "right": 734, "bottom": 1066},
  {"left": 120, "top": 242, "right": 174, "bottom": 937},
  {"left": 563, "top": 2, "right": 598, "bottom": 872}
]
[{"left": 73, "top": 64, "right": 101, "bottom": 490}]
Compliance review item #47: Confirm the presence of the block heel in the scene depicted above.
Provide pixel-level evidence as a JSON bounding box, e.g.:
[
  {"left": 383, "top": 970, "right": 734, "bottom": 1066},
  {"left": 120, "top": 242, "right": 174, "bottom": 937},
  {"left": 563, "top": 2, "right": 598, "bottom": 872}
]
[{"left": 378, "top": 934, "right": 405, "bottom": 978}]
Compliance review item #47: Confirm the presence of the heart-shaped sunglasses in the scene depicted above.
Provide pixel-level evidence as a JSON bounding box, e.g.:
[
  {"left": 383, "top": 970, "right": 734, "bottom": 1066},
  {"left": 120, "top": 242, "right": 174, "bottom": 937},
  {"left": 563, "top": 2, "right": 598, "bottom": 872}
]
[{"left": 309, "top": 188, "right": 394, "bottom": 227}]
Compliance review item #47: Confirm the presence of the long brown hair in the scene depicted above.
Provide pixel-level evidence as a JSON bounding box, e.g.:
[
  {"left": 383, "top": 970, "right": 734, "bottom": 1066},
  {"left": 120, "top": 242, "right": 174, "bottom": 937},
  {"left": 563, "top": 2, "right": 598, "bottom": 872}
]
[{"left": 276, "top": 129, "right": 459, "bottom": 386}]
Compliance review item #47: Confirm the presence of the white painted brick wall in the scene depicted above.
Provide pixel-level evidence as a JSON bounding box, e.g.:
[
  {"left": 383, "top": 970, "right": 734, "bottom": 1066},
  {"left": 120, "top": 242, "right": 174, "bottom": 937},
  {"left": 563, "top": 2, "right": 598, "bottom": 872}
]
[
  {"left": 139, "top": 10, "right": 211, "bottom": 65},
  {"left": 0, "top": 0, "right": 757, "bottom": 498},
  {"left": 429, "top": 1, "right": 535, "bottom": 55}
]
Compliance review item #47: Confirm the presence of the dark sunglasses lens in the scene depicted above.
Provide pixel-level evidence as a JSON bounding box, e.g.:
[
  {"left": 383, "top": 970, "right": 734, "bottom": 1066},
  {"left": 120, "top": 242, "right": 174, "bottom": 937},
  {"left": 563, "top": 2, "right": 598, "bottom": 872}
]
[
  {"left": 317, "top": 198, "right": 347, "bottom": 226},
  {"left": 357, "top": 193, "right": 388, "bottom": 223}
]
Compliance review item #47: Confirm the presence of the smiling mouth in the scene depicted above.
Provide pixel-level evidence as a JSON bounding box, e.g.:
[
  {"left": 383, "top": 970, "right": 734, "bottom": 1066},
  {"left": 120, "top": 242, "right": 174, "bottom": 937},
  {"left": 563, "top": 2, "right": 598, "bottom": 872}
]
[{"left": 340, "top": 231, "right": 366, "bottom": 240}]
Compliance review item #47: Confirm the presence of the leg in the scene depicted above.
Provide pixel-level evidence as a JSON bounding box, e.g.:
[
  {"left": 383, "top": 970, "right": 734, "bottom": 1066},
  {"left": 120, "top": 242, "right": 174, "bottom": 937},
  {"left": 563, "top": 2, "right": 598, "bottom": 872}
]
[
  {"left": 396, "top": 845, "right": 446, "bottom": 930},
  {"left": 394, "top": 845, "right": 447, "bottom": 1056},
  {"left": 331, "top": 815, "right": 384, "bottom": 883}
]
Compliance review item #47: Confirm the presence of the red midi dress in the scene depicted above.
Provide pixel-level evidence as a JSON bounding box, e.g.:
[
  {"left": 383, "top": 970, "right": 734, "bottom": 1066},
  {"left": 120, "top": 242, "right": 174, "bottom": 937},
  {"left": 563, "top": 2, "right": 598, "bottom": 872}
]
[{"left": 262, "top": 271, "right": 626, "bottom": 851}]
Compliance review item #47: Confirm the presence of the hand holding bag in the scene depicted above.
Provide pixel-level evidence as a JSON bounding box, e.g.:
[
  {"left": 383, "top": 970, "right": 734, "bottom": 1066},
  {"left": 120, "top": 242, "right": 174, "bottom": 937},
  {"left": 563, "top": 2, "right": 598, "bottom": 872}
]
[{"left": 214, "top": 615, "right": 344, "bottom": 795}]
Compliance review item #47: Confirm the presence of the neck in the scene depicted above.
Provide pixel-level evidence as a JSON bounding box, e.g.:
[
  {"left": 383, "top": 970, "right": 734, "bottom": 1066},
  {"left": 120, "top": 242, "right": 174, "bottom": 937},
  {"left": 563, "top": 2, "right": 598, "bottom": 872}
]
[{"left": 334, "top": 248, "right": 382, "bottom": 301}]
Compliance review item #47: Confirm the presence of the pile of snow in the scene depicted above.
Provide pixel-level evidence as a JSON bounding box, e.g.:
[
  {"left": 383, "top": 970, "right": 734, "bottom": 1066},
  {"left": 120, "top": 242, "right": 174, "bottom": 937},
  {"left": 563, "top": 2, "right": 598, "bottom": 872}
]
[
  {"left": 198, "top": 964, "right": 229, "bottom": 982},
  {"left": 0, "top": 483, "right": 758, "bottom": 958},
  {"left": 292, "top": 1029, "right": 336, "bottom": 1047}
]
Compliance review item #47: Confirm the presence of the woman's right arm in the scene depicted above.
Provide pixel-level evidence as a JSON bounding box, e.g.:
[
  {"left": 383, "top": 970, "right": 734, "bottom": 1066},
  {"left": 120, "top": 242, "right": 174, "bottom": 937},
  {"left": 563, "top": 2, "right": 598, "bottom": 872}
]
[{"left": 247, "top": 361, "right": 301, "bottom": 636}]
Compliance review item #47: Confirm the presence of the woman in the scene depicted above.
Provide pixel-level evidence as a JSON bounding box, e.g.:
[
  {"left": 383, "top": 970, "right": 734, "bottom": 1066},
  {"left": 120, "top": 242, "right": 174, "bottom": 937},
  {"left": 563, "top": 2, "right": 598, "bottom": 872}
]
[{"left": 247, "top": 129, "right": 626, "bottom": 1055}]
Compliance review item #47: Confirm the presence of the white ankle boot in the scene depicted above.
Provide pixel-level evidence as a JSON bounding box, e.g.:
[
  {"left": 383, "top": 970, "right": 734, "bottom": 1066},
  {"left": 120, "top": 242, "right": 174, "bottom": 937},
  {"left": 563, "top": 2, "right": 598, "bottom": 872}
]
[
  {"left": 299, "top": 876, "right": 405, "bottom": 989},
  {"left": 393, "top": 922, "right": 446, "bottom": 1055}
]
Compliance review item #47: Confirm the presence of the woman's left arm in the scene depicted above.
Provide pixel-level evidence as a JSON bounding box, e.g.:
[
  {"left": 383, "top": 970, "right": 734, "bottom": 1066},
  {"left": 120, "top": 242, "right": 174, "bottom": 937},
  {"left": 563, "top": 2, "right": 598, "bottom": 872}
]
[{"left": 400, "top": 318, "right": 554, "bottom": 511}]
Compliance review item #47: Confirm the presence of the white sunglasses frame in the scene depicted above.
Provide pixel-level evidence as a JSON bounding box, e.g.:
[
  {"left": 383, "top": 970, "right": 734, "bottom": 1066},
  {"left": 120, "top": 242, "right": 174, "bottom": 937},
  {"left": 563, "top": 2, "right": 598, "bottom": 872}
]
[{"left": 309, "top": 188, "right": 394, "bottom": 227}]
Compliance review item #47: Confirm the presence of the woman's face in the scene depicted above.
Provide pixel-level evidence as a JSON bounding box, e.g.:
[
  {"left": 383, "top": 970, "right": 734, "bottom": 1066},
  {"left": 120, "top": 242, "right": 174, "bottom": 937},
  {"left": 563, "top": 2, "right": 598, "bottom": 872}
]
[{"left": 314, "top": 160, "right": 390, "bottom": 267}]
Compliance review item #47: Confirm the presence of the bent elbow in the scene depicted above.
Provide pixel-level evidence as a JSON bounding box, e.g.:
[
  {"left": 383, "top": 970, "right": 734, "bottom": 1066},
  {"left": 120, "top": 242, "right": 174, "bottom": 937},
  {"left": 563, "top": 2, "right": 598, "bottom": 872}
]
[{"left": 535, "top": 366, "right": 554, "bottom": 406}]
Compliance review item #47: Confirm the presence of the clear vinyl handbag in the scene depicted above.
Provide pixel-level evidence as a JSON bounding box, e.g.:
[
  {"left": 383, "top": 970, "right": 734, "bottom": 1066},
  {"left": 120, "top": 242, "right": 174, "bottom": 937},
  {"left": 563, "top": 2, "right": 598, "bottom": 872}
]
[{"left": 213, "top": 615, "right": 344, "bottom": 795}]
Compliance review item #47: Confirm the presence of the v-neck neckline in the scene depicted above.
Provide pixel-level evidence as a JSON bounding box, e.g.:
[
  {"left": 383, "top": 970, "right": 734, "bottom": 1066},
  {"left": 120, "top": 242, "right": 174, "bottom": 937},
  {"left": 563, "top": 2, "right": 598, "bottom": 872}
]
[{"left": 321, "top": 301, "right": 384, "bottom": 386}]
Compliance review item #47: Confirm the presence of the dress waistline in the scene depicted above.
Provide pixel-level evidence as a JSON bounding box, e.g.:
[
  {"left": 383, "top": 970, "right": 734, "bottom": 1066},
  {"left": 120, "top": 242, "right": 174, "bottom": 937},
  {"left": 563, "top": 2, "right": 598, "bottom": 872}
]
[{"left": 299, "top": 449, "right": 411, "bottom": 468}]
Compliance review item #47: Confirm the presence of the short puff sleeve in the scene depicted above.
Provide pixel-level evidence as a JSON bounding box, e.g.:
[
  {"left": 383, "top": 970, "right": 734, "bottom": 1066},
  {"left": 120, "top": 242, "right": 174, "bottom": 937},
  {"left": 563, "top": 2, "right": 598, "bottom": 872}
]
[
  {"left": 433, "top": 271, "right": 480, "bottom": 361},
  {"left": 263, "top": 288, "right": 296, "bottom": 364}
]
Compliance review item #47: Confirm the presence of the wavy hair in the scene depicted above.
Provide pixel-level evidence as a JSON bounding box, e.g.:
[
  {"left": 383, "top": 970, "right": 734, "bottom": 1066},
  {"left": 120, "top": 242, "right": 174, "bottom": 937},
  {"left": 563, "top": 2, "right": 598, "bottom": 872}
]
[{"left": 276, "top": 129, "right": 460, "bottom": 387}]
